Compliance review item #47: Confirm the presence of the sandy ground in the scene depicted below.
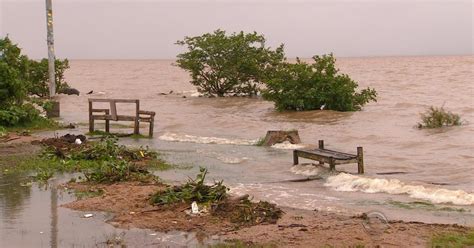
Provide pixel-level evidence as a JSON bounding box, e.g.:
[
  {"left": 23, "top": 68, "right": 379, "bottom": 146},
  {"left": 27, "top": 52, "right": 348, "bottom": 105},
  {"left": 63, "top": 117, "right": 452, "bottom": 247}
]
[{"left": 63, "top": 182, "right": 472, "bottom": 247}]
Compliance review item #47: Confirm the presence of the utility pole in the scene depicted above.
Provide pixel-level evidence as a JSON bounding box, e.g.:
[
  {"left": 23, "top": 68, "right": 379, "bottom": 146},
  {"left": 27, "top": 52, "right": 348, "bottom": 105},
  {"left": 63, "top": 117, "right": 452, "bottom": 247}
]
[
  {"left": 45, "top": 0, "right": 55, "bottom": 97},
  {"left": 45, "top": 0, "right": 60, "bottom": 117}
]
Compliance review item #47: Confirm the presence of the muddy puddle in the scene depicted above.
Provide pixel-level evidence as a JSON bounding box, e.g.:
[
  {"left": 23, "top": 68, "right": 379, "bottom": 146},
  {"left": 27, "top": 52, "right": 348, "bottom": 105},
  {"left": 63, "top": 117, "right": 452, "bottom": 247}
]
[{"left": 0, "top": 173, "right": 222, "bottom": 247}]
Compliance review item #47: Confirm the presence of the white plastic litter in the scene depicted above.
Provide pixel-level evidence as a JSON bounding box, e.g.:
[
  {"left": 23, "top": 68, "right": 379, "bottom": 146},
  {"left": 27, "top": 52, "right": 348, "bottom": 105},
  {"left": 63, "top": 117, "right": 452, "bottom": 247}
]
[
  {"left": 83, "top": 213, "right": 94, "bottom": 218},
  {"left": 75, "top": 138, "right": 82, "bottom": 145},
  {"left": 191, "top": 201, "right": 199, "bottom": 214}
]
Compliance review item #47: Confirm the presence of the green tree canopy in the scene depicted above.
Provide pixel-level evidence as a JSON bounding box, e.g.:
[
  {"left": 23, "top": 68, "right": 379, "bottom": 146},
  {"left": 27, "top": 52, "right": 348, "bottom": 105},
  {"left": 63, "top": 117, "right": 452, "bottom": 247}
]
[
  {"left": 176, "top": 30, "right": 285, "bottom": 97},
  {"left": 262, "top": 54, "right": 377, "bottom": 111}
]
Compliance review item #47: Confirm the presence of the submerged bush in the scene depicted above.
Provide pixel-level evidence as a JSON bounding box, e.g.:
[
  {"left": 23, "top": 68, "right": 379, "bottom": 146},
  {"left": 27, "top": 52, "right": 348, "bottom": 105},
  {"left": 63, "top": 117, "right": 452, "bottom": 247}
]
[
  {"left": 262, "top": 54, "right": 377, "bottom": 111},
  {"left": 151, "top": 167, "right": 228, "bottom": 205},
  {"left": 418, "top": 106, "right": 462, "bottom": 129},
  {"left": 176, "top": 30, "right": 285, "bottom": 97}
]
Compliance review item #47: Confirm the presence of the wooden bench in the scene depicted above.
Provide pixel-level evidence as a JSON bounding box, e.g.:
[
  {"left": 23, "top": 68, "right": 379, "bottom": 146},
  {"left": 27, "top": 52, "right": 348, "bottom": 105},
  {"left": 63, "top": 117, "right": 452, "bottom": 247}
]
[
  {"left": 88, "top": 98, "right": 155, "bottom": 137},
  {"left": 293, "top": 140, "right": 364, "bottom": 174}
]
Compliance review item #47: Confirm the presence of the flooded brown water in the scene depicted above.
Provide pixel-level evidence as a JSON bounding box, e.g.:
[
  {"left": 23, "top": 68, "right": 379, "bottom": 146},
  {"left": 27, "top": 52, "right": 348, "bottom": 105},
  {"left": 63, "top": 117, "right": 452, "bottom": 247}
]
[{"left": 1, "top": 56, "right": 473, "bottom": 247}]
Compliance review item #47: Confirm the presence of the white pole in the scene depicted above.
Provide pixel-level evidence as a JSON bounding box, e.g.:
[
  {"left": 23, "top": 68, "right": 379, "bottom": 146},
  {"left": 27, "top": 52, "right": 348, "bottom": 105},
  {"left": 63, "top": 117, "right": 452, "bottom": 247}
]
[{"left": 46, "top": 0, "right": 56, "bottom": 97}]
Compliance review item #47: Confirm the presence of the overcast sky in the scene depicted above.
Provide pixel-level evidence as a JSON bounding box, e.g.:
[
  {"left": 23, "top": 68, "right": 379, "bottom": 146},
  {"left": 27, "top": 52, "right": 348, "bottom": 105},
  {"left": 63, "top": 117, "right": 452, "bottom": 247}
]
[{"left": 1, "top": 0, "right": 472, "bottom": 59}]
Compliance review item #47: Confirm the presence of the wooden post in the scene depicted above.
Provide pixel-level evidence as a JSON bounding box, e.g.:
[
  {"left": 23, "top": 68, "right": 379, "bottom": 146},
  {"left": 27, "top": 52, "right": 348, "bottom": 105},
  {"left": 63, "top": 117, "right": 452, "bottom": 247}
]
[
  {"left": 329, "top": 157, "right": 336, "bottom": 171},
  {"left": 105, "top": 110, "right": 110, "bottom": 133},
  {"left": 45, "top": 0, "right": 56, "bottom": 97},
  {"left": 88, "top": 101, "right": 94, "bottom": 133},
  {"left": 293, "top": 150, "right": 299, "bottom": 165},
  {"left": 357, "top": 147, "right": 364, "bottom": 174},
  {"left": 318, "top": 140, "right": 324, "bottom": 165},
  {"left": 134, "top": 100, "right": 140, "bottom": 135},
  {"left": 148, "top": 114, "right": 154, "bottom": 137}
]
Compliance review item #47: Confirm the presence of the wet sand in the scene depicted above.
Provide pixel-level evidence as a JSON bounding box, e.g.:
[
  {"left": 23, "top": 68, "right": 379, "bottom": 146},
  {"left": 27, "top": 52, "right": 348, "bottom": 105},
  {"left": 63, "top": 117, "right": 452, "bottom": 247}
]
[{"left": 63, "top": 180, "right": 471, "bottom": 247}]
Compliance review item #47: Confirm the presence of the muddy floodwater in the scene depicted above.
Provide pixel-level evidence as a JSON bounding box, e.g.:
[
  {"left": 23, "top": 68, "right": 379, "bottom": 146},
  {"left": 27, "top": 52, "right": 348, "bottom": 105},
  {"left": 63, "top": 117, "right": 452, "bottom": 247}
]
[{"left": 1, "top": 56, "right": 473, "bottom": 246}]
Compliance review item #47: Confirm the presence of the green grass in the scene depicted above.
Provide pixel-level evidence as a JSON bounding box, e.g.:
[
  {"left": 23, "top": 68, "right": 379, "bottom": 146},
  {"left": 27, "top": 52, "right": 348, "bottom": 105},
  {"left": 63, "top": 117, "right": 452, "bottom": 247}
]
[
  {"left": 254, "top": 137, "right": 265, "bottom": 146},
  {"left": 2, "top": 118, "right": 59, "bottom": 133},
  {"left": 430, "top": 230, "right": 474, "bottom": 248}
]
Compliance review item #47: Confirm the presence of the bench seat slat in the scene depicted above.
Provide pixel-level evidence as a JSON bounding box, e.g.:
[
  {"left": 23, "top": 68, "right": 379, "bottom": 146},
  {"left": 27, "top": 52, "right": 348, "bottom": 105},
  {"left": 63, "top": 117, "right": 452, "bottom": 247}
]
[{"left": 295, "top": 149, "right": 357, "bottom": 160}]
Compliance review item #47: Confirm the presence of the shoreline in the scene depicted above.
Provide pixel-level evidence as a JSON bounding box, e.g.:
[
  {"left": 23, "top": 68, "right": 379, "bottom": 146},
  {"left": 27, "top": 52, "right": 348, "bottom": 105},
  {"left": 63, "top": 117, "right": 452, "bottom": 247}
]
[{"left": 1, "top": 135, "right": 473, "bottom": 247}]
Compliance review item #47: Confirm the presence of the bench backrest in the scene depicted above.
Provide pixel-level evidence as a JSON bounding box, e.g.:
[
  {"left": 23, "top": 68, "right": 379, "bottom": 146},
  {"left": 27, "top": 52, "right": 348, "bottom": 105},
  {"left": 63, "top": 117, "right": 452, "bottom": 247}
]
[{"left": 88, "top": 98, "right": 140, "bottom": 121}]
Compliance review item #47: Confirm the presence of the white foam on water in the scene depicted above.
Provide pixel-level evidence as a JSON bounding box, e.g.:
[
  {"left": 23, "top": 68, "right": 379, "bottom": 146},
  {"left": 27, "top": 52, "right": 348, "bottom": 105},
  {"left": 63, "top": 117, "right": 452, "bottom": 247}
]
[
  {"left": 290, "top": 164, "right": 329, "bottom": 176},
  {"left": 325, "top": 173, "right": 474, "bottom": 206},
  {"left": 159, "top": 132, "right": 257, "bottom": 146},
  {"left": 216, "top": 156, "right": 248, "bottom": 164},
  {"left": 271, "top": 141, "right": 306, "bottom": 150}
]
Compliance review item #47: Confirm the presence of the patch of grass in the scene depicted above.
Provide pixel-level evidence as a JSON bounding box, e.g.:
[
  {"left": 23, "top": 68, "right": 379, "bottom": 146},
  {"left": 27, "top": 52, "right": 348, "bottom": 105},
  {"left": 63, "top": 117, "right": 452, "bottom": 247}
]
[
  {"left": 210, "top": 240, "right": 277, "bottom": 248},
  {"left": 151, "top": 167, "right": 228, "bottom": 205},
  {"left": 254, "top": 137, "right": 265, "bottom": 146},
  {"left": 3, "top": 118, "right": 59, "bottom": 133},
  {"left": 418, "top": 106, "right": 462, "bottom": 129},
  {"left": 32, "top": 168, "right": 54, "bottom": 182},
  {"left": 430, "top": 230, "right": 474, "bottom": 248},
  {"left": 84, "top": 159, "right": 157, "bottom": 183},
  {"left": 388, "top": 200, "right": 468, "bottom": 212},
  {"left": 72, "top": 188, "right": 104, "bottom": 200}
]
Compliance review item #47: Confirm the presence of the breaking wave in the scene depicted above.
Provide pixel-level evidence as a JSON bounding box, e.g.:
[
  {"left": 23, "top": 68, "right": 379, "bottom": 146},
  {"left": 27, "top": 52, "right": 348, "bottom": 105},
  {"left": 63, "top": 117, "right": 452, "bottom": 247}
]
[
  {"left": 159, "top": 132, "right": 257, "bottom": 146},
  {"left": 271, "top": 141, "right": 306, "bottom": 150},
  {"left": 325, "top": 173, "right": 474, "bottom": 206}
]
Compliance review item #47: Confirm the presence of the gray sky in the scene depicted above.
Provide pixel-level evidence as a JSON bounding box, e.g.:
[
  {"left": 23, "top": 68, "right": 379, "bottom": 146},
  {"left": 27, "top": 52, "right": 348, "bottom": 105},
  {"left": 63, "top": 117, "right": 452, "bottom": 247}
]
[{"left": 1, "top": 0, "right": 472, "bottom": 59}]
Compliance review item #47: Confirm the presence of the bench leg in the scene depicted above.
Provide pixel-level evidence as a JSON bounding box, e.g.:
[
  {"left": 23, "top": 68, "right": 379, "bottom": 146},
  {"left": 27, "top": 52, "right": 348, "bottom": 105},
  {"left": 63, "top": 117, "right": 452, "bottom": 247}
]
[
  {"left": 329, "top": 158, "right": 336, "bottom": 171},
  {"left": 293, "top": 150, "right": 299, "bottom": 165},
  {"left": 88, "top": 101, "right": 94, "bottom": 133},
  {"left": 318, "top": 140, "right": 324, "bottom": 166},
  {"left": 149, "top": 116, "right": 154, "bottom": 137},
  {"left": 357, "top": 147, "right": 364, "bottom": 174},
  {"left": 105, "top": 120, "right": 110, "bottom": 133}
]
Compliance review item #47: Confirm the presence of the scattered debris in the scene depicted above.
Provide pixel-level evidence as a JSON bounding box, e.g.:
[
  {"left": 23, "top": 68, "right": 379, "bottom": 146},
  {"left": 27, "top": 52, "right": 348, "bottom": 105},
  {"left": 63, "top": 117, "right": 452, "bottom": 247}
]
[{"left": 83, "top": 213, "right": 94, "bottom": 218}]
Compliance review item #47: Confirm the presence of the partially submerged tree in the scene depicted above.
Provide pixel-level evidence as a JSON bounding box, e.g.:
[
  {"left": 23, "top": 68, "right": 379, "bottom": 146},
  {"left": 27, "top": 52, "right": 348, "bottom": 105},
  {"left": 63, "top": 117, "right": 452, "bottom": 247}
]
[
  {"left": 262, "top": 54, "right": 377, "bottom": 111},
  {"left": 176, "top": 30, "right": 285, "bottom": 97}
]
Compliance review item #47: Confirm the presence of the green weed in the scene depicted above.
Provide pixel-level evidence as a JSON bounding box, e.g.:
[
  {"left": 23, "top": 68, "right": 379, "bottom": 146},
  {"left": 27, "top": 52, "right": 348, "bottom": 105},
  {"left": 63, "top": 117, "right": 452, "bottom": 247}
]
[
  {"left": 151, "top": 167, "right": 228, "bottom": 205},
  {"left": 418, "top": 106, "right": 462, "bottom": 129}
]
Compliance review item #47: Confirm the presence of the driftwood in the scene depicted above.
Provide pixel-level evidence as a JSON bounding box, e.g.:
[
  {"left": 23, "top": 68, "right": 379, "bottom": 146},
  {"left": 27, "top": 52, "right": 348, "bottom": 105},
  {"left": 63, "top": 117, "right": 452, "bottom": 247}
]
[{"left": 261, "top": 130, "right": 301, "bottom": 146}]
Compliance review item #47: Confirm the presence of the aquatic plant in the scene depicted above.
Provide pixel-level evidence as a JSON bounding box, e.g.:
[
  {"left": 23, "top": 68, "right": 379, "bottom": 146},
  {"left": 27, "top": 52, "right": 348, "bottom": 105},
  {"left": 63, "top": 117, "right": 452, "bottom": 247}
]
[
  {"left": 418, "top": 106, "right": 461, "bottom": 129},
  {"left": 176, "top": 30, "right": 285, "bottom": 97},
  {"left": 262, "top": 54, "right": 377, "bottom": 111},
  {"left": 151, "top": 167, "right": 228, "bottom": 205}
]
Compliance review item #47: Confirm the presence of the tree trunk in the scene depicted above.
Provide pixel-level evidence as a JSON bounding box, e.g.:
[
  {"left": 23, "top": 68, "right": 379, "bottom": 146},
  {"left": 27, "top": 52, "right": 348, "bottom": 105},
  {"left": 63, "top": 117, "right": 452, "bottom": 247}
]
[{"left": 261, "top": 130, "right": 301, "bottom": 146}]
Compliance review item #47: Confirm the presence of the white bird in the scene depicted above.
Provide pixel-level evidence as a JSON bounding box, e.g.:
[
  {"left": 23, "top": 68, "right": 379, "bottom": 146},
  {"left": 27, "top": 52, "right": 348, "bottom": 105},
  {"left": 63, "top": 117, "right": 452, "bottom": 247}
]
[{"left": 320, "top": 104, "right": 326, "bottom": 110}]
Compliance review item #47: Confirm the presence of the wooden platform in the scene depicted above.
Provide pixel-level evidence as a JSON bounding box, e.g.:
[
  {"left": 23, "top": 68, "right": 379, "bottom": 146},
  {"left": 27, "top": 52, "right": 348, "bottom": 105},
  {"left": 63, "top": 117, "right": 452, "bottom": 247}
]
[
  {"left": 293, "top": 140, "right": 364, "bottom": 174},
  {"left": 88, "top": 98, "right": 156, "bottom": 137}
]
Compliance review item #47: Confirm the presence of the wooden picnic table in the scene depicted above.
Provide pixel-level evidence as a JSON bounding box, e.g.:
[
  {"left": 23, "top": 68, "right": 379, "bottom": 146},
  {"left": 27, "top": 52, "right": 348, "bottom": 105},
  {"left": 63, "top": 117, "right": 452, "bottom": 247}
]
[{"left": 293, "top": 140, "right": 364, "bottom": 174}]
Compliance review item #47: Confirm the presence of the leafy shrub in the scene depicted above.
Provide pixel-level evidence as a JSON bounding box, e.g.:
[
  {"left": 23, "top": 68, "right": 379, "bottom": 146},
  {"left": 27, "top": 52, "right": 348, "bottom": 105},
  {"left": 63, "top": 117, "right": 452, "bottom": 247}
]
[
  {"left": 83, "top": 160, "right": 150, "bottom": 183},
  {"left": 418, "top": 106, "right": 461, "bottom": 129},
  {"left": 0, "top": 104, "right": 41, "bottom": 126},
  {"left": 27, "top": 58, "right": 70, "bottom": 97},
  {"left": 176, "top": 30, "right": 285, "bottom": 97},
  {"left": 262, "top": 54, "right": 377, "bottom": 111},
  {"left": 151, "top": 167, "right": 228, "bottom": 205}
]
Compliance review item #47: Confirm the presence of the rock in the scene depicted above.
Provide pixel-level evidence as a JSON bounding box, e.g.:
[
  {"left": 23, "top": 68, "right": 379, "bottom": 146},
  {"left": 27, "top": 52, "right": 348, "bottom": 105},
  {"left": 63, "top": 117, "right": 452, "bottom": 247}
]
[
  {"left": 58, "top": 87, "right": 80, "bottom": 95},
  {"left": 261, "top": 130, "right": 301, "bottom": 146}
]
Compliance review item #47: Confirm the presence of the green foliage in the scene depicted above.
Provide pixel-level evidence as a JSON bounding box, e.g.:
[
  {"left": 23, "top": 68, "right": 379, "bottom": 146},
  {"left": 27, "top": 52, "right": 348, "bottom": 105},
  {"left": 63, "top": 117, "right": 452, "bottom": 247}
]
[
  {"left": 0, "top": 36, "right": 68, "bottom": 128},
  {"left": 0, "top": 104, "right": 42, "bottom": 126},
  {"left": 430, "top": 231, "right": 474, "bottom": 248},
  {"left": 151, "top": 167, "right": 228, "bottom": 205},
  {"left": 33, "top": 168, "right": 54, "bottom": 182},
  {"left": 176, "top": 30, "right": 285, "bottom": 97},
  {"left": 262, "top": 54, "right": 377, "bottom": 111},
  {"left": 0, "top": 126, "right": 6, "bottom": 138},
  {"left": 83, "top": 160, "right": 154, "bottom": 183},
  {"left": 418, "top": 106, "right": 461, "bottom": 129},
  {"left": 26, "top": 58, "right": 70, "bottom": 97}
]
